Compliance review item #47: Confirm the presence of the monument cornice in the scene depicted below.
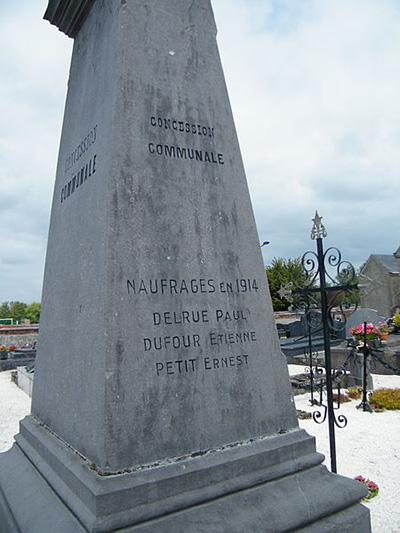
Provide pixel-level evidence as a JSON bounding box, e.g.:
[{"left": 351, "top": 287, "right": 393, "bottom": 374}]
[{"left": 44, "top": 0, "right": 96, "bottom": 38}]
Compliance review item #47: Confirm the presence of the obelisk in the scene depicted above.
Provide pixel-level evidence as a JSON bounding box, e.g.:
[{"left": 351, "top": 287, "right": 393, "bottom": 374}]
[{"left": 0, "top": 1, "right": 370, "bottom": 531}]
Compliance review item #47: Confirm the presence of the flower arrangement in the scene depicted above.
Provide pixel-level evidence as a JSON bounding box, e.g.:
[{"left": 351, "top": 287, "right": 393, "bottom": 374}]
[
  {"left": 378, "top": 321, "right": 389, "bottom": 333},
  {"left": 354, "top": 475, "right": 379, "bottom": 501},
  {"left": 349, "top": 323, "right": 379, "bottom": 341}
]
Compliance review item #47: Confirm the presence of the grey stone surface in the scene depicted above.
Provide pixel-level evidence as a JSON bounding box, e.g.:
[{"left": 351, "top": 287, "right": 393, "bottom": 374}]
[
  {"left": 0, "top": 444, "right": 85, "bottom": 532},
  {"left": 44, "top": 0, "right": 96, "bottom": 38},
  {"left": 0, "top": 1, "right": 371, "bottom": 531},
  {"left": 33, "top": 0, "right": 297, "bottom": 474},
  {"left": 8, "top": 417, "right": 331, "bottom": 531},
  {"left": 16, "top": 367, "right": 34, "bottom": 397},
  {"left": 359, "top": 248, "right": 400, "bottom": 317},
  {"left": 0, "top": 430, "right": 369, "bottom": 532}
]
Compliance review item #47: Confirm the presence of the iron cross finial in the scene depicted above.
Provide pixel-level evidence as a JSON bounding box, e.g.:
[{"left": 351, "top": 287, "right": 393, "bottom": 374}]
[{"left": 311, "top": 211, "right": 327, "bottom": 240}]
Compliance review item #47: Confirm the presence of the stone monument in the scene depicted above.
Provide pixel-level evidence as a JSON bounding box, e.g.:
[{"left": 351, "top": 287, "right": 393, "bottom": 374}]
[{"left": 0, "top": 1, "right": 370, "bottom": 531}]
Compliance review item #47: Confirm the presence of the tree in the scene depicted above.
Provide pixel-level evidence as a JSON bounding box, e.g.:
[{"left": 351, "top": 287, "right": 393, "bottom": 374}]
[
  {"left": 9, "top": 301, "right": 28, "bottom": 324},
  {"left": 266, "top": 257, "right": 304, "bottom": 311},
  {"left": 26, "top": 302, "right": 41, "bottom": 324},
  {"left": 0, "top": 301, "right": 41, "bottom": 324},
  {"left": 335, "top": 265, "right": 360, "bottom": 304},
  {"left": 0, "top": 301, "right": 11, "bottom": 319}
]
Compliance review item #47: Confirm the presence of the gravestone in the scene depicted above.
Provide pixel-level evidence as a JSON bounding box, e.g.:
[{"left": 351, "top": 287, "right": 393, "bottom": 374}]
[
  {"left": 280, "top": 311, "right": 345, "bottom": 361},
  {"left": 345, "top": 308, "right": 385, "bottom": 390},
  {"left": 346, "top": 308, "right": 385, "bottom": 336},
  {"left": 0, "top": 1, "right": 370, "bottom": 531}
]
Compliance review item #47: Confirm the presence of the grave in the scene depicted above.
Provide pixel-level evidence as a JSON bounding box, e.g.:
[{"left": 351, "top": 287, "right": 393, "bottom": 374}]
[
  {"left": 346, "top": 308, "right": 385, "bottom": 335},
  {"left": 0, "top": 1, "right": 370, "bottom": 531},
  {"left": 0, "top": 349, "right": 36, "bottom": 372},
  {"left": 331, "top": 308, "right": 393, "bottom": 387},
  {"left": 280, "top": 312, "right": 345, "bottom": 361},
  {"left": 15, "top": 366, "right": 35, "bottom": 397}
]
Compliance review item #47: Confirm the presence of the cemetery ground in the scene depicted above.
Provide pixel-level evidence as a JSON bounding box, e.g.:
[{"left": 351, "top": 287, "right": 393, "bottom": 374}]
[
  {"left": 288, "top": 365, "right": 400, "bottom": 533},
  {"left": 0, "top": 368, "right": 399, "bottom": 533}
]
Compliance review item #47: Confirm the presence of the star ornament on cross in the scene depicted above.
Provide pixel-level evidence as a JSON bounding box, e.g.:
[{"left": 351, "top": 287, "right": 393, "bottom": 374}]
[{"left": 311, "top": 211, "right": 327, "bottom": 240}]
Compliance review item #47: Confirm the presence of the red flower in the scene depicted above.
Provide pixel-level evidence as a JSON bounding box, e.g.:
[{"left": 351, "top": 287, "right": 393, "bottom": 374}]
[{"left": 354, "top": 475, "right": 366, "bottom": 483}]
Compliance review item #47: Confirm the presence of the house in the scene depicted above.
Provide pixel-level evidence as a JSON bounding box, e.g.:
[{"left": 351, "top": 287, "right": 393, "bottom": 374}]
[{"left": 359, "top": 246, "right": 400, "bottom": 317}]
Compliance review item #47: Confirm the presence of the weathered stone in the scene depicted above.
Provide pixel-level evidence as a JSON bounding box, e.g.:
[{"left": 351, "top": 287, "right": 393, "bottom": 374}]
[
  {"left": 44, "top": 0, "right": 95, "bottom": 38},
  {"left": 347, "top": 308, "right": 385, "bottom": 333},
  {"left": 32, "top": 0, "right": 298, "bottom": 474},
  {"left": 359, "top": 247, "right": 400, "bottom": 317}
]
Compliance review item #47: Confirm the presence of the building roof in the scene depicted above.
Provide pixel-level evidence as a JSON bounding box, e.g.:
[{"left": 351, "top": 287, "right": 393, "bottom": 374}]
[{"left": 370, "top": 254, "right": 399, "bottom": 274}]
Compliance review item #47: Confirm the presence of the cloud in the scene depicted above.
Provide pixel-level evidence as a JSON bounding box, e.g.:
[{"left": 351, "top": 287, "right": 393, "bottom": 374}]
[
  {"left": 1, "top": 0, "right": 400, "bottom": 302},
  {"left": 0, "top": 0, "right": 72, "bottom": 302},
  {"left": 212, "top": 0, "right": 400, "bottom": 264}
]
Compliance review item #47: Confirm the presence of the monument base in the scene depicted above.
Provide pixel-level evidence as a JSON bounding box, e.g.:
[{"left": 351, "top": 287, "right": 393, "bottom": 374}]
[{"left": 0, "top": 416, "right": 370, "bottom": 532}]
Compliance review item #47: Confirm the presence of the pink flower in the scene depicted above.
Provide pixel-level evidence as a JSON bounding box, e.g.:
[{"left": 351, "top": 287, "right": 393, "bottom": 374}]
[
  {"left": 349, "top": 323, "right": 378, "bottom": 340},
  {"left": 355, "top": 476, "right": 379, "bottom": 500}
]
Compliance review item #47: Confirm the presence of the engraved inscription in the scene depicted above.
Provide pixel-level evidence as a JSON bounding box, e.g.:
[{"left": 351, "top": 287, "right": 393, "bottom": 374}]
[
  {"left": 203, "top": 354, "right": 249, "bottom": 370},
  {"left": 148, "top": 143, "right": 224, "bottom": 165},
  {"left": 209, "top": 331, "right": 256, "bottom": 346},
  {"left": 150, "top": 116, "right": 215, "bottom": 138},
  {"left": 155, "top": 355, "right": 250, "bottom": 376},
  {"left": 148, "top": 113, "right": 224, "bottom": 165},
  {"left": 126, "top": 112, "right": 258, "bottom": 378},
  {"left": 153, "top": 310, "right": 209, "bottom": 325},
  {"left": 60, "top": 154, "right": 97, "bottom": 204},
  {"left": 60, "top": 124, "right": 99, "bottom": 205},
  {"left": 64, "top": 125, "right": 98, "bottom": 173},
  {"left": 126, "top": 278, "right": 259, "bottom": 296},
  {"left": 143, "top": 334, "right": 201, "bottom": 351},
  {"left": 126, "top": 277, "right": 261, "bottom": 376},
  {"left": 156, "top": 359, "right": 197, "bottom": 376}
]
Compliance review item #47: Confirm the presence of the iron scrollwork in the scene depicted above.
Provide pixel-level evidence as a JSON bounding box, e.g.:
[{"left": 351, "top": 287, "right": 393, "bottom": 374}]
[{"left": 280, "top": 212, "right": 359, "bottom": 473}]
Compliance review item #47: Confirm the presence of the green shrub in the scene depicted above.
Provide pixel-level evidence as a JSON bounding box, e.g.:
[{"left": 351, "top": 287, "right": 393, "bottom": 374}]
[
  {"left": 369, "top": 388, "right": 400, "bottom": 410},
  {"left": 347, "top": 386, "right": 363, "bottom": 400}
]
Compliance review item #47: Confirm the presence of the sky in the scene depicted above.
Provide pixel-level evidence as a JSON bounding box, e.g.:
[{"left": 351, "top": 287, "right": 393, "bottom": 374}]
[{"left": 1, "top": 0, "right": 400, "bottom": 304}]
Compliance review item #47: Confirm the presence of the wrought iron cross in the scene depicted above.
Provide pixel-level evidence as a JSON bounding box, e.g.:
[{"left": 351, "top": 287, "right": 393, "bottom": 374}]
[{"left": 280, "top": 212, "right": 358, "bottom": 473}]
